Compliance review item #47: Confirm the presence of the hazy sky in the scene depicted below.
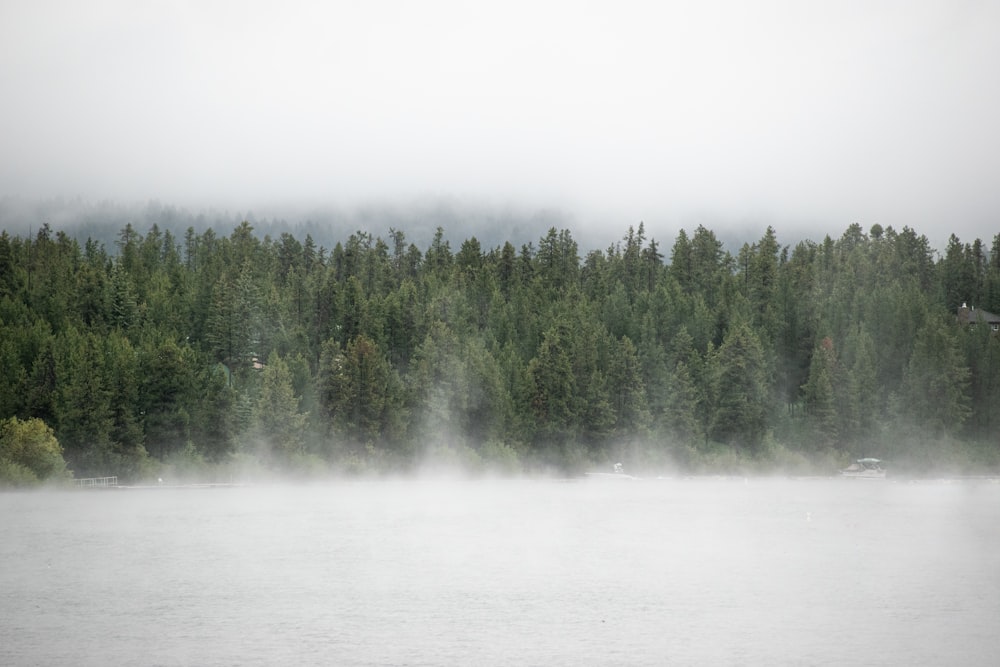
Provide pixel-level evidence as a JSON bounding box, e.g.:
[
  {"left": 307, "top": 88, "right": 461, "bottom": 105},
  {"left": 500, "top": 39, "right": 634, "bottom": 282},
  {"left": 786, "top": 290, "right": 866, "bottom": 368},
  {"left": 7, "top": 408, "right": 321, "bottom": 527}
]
[{"left": 2, "top": 0, "right": 998, "bottom": 246}]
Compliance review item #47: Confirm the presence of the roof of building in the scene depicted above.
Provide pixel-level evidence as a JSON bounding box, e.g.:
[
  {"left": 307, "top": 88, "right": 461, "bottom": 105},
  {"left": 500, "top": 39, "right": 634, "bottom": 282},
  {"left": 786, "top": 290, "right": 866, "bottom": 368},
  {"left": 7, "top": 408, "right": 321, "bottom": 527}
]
[{"left": 959, "top": 305, "right": 1000, "bottom": 324}]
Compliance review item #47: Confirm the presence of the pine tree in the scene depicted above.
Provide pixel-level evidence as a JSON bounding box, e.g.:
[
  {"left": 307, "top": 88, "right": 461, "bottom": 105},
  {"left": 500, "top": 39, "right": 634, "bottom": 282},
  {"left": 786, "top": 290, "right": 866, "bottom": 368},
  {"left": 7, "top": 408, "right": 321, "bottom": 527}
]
[
  {"left": 801, "top": 337, "right": 838, "bottom": 448},
  {"left": 253, "top": 351, "right": 309, "bottom": 463},
  {"left": 707, "top": 321, "right": 771, "bottom": 452},
  {"left": 898, "top": 317, "right": 971, "bottom": 436},
  {"left": 527, "top": 323, "right": 578, "bottom": 439}
]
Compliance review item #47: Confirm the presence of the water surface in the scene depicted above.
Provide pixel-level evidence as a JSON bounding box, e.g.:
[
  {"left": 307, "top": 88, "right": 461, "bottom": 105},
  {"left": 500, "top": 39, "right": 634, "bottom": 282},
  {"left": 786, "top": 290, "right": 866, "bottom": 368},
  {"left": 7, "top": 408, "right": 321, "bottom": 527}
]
[{"left": 2, "top": 478, "right": 998, "bottom": 665}]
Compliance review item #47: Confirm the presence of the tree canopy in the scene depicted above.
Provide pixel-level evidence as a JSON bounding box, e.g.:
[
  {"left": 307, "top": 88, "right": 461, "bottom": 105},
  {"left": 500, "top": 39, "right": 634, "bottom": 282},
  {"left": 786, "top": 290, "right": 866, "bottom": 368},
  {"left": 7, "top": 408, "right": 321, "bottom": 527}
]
[
  {"left": 0, "top": 416, "right": 69, "bottom": 485},
  {"left": 1, "top": 220, "right": 998, "bottom": 480}
]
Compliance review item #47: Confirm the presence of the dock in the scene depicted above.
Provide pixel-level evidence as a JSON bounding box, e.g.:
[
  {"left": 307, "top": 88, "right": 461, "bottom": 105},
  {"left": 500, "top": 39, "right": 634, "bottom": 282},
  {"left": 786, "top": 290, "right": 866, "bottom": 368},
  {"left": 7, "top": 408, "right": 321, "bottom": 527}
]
[
  {"left": 71, "top": 476, "right": 246, "bottom": 490},
  {"left": 73, "top": 476, "right": 118, "bottom": 488}
]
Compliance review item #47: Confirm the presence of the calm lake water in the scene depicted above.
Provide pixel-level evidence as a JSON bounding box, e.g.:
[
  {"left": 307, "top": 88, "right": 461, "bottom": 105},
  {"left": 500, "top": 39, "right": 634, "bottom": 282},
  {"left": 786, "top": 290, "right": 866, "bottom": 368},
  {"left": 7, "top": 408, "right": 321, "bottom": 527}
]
[{"left": 2, "top": 477, "right": 998, "bottom": 666}]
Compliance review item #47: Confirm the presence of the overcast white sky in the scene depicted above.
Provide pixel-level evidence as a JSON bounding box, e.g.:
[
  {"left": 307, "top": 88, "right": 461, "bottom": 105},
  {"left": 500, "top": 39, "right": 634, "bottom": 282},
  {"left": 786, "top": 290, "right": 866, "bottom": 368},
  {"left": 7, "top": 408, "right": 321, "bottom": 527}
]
[{"left": 1, "top": 0, "right": 998, "bottom": 247}]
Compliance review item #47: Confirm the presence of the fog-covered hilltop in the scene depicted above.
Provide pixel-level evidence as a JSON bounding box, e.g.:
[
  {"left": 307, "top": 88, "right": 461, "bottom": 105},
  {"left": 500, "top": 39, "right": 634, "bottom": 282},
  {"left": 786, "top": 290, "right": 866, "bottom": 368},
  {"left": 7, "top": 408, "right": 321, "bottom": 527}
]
[
  {"left": 0, "top": 196, "right": 589, "bottom": 259},
  {"left": 1, "top": 212, "right": 999, "bottom": 484}
]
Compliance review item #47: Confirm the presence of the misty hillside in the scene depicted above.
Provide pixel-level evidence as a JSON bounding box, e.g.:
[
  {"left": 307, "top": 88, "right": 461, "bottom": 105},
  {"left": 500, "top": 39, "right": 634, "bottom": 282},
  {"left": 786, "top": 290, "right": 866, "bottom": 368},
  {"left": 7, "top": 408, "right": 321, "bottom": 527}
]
[
  {"left": 0, "top": 197, "right": 587, "bottom": 259},
  {"left": 1, "top": 216, "right": 999, "bottom": 483}
]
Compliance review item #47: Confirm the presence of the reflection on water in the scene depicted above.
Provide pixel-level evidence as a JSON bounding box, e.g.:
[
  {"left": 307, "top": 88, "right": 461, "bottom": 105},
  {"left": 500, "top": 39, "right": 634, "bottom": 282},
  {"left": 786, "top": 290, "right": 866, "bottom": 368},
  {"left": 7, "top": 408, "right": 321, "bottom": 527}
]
[{"left": 2, "top": 478, "right": 998, "bottom": 666}]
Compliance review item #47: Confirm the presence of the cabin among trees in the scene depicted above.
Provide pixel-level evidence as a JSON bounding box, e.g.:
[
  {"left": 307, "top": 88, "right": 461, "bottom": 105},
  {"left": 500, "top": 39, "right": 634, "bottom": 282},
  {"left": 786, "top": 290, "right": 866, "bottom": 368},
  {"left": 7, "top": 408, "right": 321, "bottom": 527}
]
[{"left": 957, "top": 303, "right": 1000, "bottom": 333}]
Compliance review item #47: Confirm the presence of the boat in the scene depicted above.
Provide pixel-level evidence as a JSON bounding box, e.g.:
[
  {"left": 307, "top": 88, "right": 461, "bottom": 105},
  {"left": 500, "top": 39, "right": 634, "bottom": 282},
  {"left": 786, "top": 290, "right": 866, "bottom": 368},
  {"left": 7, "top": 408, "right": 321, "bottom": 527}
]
[
  {"left": 584, "top": 462, "right": 636, "bottom": 480},
  {"left": 840, "top": 458, "right": 886, "bottom": 479}
]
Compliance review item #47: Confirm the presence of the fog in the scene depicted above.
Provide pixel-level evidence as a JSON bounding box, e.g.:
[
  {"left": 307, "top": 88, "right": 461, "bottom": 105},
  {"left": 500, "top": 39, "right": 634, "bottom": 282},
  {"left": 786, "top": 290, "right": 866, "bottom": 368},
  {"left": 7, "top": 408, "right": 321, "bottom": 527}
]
[{"left": 2, "top": 1, "right": 999, "bottom": 251}]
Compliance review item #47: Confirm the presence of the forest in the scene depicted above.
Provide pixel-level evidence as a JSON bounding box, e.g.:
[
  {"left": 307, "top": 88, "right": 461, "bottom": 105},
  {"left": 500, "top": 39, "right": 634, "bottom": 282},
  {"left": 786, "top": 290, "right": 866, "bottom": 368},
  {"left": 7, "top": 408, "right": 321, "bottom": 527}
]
[{"left": 1, "top": 219, "right": 999, "bottom": 484}]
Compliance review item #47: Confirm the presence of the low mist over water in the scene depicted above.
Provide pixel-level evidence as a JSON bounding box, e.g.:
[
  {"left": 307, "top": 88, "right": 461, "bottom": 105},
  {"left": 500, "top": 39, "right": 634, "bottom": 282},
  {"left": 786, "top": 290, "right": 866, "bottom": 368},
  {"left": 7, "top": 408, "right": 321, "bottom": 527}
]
[{"left": 2, "top": 478, "right": 998, "bottom": 666}]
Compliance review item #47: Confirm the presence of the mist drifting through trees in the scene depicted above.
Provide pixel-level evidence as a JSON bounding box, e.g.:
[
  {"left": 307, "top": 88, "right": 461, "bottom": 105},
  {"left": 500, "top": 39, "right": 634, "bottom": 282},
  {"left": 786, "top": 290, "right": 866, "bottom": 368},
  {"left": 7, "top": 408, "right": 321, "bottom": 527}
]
[{"left": 1, "top": 216, "right": 999, "bottom": 483}]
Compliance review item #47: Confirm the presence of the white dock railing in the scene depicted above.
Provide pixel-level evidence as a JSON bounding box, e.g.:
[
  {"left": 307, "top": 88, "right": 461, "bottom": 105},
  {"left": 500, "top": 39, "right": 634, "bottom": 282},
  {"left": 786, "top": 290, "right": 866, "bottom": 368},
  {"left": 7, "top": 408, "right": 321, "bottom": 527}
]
[{"left": 73, "top": 476, "right": 118, "bottom": 488}]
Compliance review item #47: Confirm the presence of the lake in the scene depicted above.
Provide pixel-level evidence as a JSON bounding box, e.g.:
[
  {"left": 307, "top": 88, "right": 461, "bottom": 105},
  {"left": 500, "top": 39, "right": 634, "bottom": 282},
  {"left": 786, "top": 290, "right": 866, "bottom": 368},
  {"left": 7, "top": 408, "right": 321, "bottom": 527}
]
[{"left": 2, "top": 477, "right": 998, "bottom": 666}]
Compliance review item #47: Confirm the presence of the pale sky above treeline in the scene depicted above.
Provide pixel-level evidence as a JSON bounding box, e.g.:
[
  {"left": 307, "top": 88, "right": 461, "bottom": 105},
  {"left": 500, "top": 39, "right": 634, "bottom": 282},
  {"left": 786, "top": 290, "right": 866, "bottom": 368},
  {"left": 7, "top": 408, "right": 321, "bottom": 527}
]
[{"left": 2, "top": 1, "right": 998, "bottom": 251}]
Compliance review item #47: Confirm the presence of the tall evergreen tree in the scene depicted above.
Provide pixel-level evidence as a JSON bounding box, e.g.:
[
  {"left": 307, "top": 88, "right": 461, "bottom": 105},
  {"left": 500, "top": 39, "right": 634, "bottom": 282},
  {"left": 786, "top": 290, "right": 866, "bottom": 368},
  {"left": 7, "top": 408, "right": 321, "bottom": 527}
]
[
  {"left": 897, "top": 317, "right": 971, "bottom": 436},
  {"left": 707, "top": 321, "right": 771, "bottom": 452},
  {"left": 801, "top": 337, "right": 838, "bottom": 449},
  {"left": 252, "top": 351, "right": 309, "bottom": 464}
]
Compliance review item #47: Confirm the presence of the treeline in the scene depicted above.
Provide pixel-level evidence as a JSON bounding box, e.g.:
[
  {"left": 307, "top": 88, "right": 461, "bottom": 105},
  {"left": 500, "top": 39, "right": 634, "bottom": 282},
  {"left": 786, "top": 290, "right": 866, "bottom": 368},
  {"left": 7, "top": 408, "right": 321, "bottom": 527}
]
[{"left": 1, "top": 220, "right": 999, "bottom": 480}]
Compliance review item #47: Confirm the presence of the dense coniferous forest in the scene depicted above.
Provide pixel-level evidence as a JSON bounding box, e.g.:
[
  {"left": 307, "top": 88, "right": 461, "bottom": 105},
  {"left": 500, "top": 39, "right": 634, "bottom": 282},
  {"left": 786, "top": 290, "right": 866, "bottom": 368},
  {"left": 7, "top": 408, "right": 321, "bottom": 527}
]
[{"left": 2, "top": 219, "right": 999, "bottom": 483}]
